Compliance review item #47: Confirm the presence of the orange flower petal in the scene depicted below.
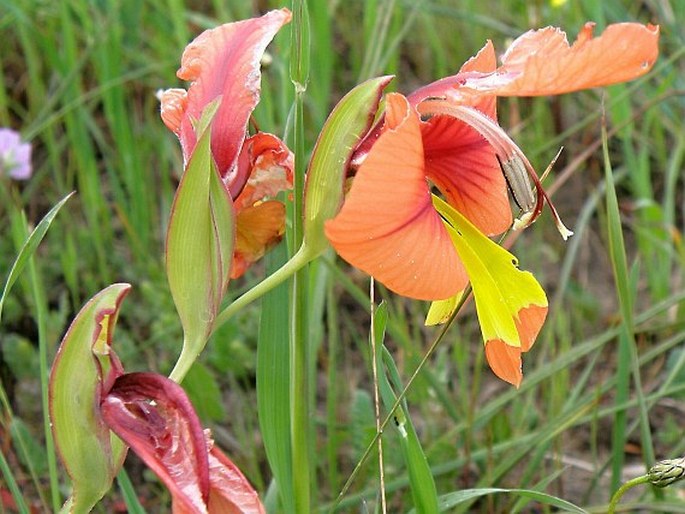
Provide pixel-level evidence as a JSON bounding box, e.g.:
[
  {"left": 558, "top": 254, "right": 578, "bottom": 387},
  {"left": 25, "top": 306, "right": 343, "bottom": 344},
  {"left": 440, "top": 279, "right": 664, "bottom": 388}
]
[
  {"left": 408, "top": 41, "right": 497, "bottom": 116},
  {"left": 232, "top": 201, "right": 286, "bottom": 279},
  {"left": 516, "top": 304, "right": 547, "bottom": 352},
  {"left": 482, "top": 305, "right": 547, "bottom": 387},
  {"left": 485, "top": 340, "right": 523, "bottom": 387},
  {"left": 468, "top": 22, "right": 659, "bottom": 96},
  {"left": 173, "top": 9, "right": 291, "bottom": 176},
  {"left": 421, "top": 115, "right": 512, "bottom": 235},
  {"left": 325, "top": 93, "right": 466, "bottom": 300}
]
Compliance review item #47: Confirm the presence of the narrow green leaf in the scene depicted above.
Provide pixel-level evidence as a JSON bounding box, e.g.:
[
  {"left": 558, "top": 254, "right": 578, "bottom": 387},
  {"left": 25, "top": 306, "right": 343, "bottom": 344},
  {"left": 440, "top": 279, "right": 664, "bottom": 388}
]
[
  {"left": 166, "top": 102, "right": 235, "bottom": 382},
  {"left": 257, "top": 242, "right": 295, "bottom": 513},
  {"left": 602, "top": 123, "right": 656, "bottom": 490},
  {"left": 374, "top": 304, "right": 439, "bottom": 514},
  {"left": 303, "top": 76, "right": 392, "bottom": 255},
  {"left": 49, "top": 284, "right": 130, "bottom": 513},
  {"left": 0, "top": 192, "right": 73, "bottom": 323},
  {"left": 421, "top": 488, "right": 588, "bottom": 514}
]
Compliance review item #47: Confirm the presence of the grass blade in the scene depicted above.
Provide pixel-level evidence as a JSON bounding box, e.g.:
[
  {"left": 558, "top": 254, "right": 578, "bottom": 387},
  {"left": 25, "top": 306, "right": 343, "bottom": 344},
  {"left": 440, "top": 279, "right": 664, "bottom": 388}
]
[{"left": 0, "top": 192, "right": 74, "bottom": 323}]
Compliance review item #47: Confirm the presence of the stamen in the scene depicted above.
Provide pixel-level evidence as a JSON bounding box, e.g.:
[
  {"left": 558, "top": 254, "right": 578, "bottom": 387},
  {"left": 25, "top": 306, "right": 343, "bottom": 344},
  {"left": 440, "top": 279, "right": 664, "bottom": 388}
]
[{"left": 418, "top": 99, "right": 573, "bottom": 239}]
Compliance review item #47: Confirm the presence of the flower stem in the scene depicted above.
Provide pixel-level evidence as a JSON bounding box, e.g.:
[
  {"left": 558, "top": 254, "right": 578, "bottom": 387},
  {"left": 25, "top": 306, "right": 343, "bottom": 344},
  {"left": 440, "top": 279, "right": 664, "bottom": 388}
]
[
  {"left": 607, "top": 475, "right": 650, "bottom": 514},
  {"left": 168, "top": 244, "right": 316, "bottom": 383},
  {"left": 288, "top": 1, "right": 312, "bottom": 511}
]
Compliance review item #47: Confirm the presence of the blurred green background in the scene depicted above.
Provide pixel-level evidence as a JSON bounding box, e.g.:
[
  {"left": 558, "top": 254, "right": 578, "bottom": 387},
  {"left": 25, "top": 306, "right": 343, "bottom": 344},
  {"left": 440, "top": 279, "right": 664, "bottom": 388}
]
[{"left": 1, "top": 0, "right": 684, "bottom": 512}]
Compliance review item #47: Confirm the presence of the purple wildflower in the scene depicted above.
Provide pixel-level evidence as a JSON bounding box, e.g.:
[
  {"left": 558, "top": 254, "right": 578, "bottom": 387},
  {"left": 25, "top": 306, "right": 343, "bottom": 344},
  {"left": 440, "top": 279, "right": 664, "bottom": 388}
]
[{"left": 0, "top": 128, "right": 32, "bottom": 180}]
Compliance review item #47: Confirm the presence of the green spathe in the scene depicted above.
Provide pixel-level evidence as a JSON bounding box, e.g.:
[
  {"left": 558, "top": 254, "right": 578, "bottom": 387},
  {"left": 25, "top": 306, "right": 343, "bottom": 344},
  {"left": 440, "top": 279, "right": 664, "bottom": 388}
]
[
  {"left": 303, "top": 76, "right": 392, "bottom": 256},
  {"left": 166, "top": 101, "right": 235, "bottom": 382},
  {"left": 49, "top": 283, "right": 130, "bottom": 514}
]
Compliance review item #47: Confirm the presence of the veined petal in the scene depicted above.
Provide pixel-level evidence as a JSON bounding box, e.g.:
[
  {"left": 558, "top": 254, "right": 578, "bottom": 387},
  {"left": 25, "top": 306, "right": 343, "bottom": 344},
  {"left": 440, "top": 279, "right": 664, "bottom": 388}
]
[
  {"left": 172, "top": 437, "right": 265, "bottom": 514},
  {"left": 433, "top": 195, "right": 547, "bottom": 387},
  {"left": 466, "top": 22, "right": 659, "bottom": 96},
  {"left": 421, "top": 114, "right": 511, "bottom": 235},
  {"left": 173, "top": 9, "right": 291, "bottom": 177},
  {"left": 325, "top": 93, "right": 466, "bottom": 300},
  {"left": 409, "top": 41, "right": 509, "bottom": 235}
]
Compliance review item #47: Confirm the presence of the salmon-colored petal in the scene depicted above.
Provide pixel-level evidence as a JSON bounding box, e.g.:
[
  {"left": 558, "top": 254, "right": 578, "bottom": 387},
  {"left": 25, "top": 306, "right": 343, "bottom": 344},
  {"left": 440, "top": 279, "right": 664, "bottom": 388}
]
[
  {"left": 516, "top": 304, "right": 547, "bottom": 352},
  {"left": 233, "top": 133, "right": 293, "bottom": 205},
  {"left": 174, "top": 9, "right": 291, "bottom": 177},
  {"left": 325, "top": 93, "right": 466, "bottom": 300},
  {"left": 421, "top": 114, "right": 511, "bottom": 235},
  {"left": 466, "top": 22, "right": 659, "bottom": 96},
  {"left": 205, "top": 445, "right": 265, "bottom": 514},
  {"left": 408, "top": 41, "right": 497, "bottom": 118},
  {"left": 173, "top": 437, "right": 265, "bottom": 514},
  {"left": 231, "top": 201, "right": 285, "bottom": 279},
  {"left": 485, "top": 340, "right": 523, "bottom": 387},
  {"left": 482, "top": 306, "right": 546, "bottom": 386}
]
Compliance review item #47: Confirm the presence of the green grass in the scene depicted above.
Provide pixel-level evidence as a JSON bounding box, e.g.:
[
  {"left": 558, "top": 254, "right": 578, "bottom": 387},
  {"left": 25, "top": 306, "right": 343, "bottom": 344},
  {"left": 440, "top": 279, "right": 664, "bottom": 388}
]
[{"left": 1, "top": 0, "right": 684, "bottom": 512}]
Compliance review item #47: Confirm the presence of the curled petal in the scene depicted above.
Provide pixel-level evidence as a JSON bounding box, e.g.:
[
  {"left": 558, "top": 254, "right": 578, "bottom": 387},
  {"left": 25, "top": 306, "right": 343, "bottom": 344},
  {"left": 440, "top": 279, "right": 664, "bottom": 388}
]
[
  {"left": 160, "top": 88, "right": 189, "bottom": 136},
  {"left": 466, "top": 22, "right": 659, "bottom": 96},
  {"left": 172, "top": 9, "right": 291, "bottom": 177},
  {"left": 233, "top": 132, "right": 293, "bottom": 206},
  {"left": 408, "top": 40, "right": 497, "bottom": 116},
  {"left": 101, "top": 373, "right": 210, "bottom": 513},
  {"left": 326, "top": 93, "right": 466, "bottom": 300}
]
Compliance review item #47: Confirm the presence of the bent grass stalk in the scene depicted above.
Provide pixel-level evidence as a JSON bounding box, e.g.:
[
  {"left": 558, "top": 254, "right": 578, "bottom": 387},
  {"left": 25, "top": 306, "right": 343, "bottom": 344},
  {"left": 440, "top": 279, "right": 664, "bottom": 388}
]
[{"left": 330, "top": 285, "right": 472, "bottom": 511}]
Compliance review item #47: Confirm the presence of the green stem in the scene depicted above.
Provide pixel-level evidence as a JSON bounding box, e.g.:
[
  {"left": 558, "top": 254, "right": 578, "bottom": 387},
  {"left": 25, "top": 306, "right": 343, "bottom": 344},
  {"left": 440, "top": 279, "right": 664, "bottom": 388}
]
[
  {"left": 168, "top": 244, "right": 316, "bottom": 383},
  {"left": 215, "top": 244, "right": 315, "bottom": 332},
  {"left": 289, "top": 0, "right": 311, "bottom": 511},
  {"left": 27, "top": 231, "right": 61, "bottom": 512},
  {"left": 607, "top": 475, "right": 650, "bottom": 514},
  {"left": 290, "top": 65, "right": 312, "bottom": 514},
  {"left": 330, "top": 287, "right": 471, "bottom": 511}
]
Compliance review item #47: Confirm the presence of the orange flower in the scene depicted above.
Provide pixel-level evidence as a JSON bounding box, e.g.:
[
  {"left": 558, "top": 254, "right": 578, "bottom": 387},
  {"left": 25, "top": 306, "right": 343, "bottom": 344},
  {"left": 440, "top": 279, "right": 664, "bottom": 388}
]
[
  {"left": 326, "top": 22, "right": 659, "bottom": 385},
  {"left": 160, "top": 9, "right": 293, "bottom": 277}
]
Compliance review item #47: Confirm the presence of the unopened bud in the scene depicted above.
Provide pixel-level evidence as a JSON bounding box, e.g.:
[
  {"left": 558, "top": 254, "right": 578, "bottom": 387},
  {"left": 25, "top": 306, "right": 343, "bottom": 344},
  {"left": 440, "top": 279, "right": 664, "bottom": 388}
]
[{"left": 648, "top": 457, "right": 685, "bottom": 488}]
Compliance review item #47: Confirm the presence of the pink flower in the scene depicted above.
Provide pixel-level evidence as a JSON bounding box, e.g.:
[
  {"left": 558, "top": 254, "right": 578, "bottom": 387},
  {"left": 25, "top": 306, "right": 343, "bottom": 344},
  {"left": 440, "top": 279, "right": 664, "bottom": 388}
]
[{"left": 0, "top": 128, "right": 32, "bottom": 180}]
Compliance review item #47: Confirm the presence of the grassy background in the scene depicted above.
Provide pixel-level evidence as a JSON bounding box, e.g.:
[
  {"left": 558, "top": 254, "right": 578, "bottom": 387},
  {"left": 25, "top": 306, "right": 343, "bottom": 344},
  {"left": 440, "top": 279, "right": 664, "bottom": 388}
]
[{"left": 1, "top": 0, "right": 684, "bottom": 512}]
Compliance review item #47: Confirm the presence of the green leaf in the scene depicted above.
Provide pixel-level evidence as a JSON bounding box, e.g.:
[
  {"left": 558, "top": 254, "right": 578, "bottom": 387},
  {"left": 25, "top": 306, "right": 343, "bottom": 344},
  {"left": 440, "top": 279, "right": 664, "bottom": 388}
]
[
  {"left": 374, "top": 304, "right": 439, "bottom": 514},
  {"left": 166, "top": 103, "right": 235, "bottom": 382},
  {"left": 0, "top": 192, "right": 73, "bottom": 324},
  {"left": 49, "top": 284, "right": 130, "bottom": 513},
  {"left": 417, "top": 488, "right": 588, "bottom": 513},
  {"left": 256, "top": 242, "right": 295, "bottom": 513},
  {"left": 303, "top": 76, "right": 392, "bottom": 255}
]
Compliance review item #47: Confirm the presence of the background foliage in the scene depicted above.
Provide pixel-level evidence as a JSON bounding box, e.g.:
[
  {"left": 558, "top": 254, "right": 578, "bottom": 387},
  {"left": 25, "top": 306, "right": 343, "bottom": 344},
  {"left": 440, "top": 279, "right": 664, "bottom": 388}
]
[{"left": 1, "top": 0, "right": 684, "bottom": 512}]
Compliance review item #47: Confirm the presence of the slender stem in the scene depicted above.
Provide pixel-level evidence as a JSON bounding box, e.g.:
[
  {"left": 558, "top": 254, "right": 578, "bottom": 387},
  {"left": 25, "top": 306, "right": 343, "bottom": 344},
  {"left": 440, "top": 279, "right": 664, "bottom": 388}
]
[
  {"left": 369, "top": 279, "right": 387, "bottom": 513},
  {"left": 607, "top": 475, "right": 650, "bottom": 514},
  {"left": 168, "top": 245, "right": 316, "bottom": 383},
  {"left": 27, "top": 232, "right": 61, "bottom": 511},
  {"left": 213, "top": 245, "right": 314, "bottom": 333},
  {"left": 330, "top": 287, "right": 471, "bottom": 511},
  {"left": 289, "top": 1, "right": 311, "bottom": 510}
]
